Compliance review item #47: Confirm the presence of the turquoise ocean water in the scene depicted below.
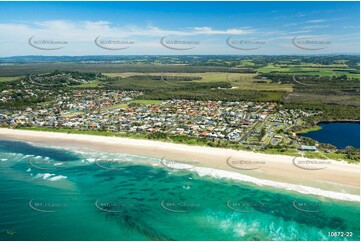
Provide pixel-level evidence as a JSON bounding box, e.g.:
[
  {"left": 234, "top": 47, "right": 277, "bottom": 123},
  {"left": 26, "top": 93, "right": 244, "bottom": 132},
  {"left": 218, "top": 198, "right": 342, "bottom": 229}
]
[{"left": 0, "top": 139, "right": 359, "bottom": 241}]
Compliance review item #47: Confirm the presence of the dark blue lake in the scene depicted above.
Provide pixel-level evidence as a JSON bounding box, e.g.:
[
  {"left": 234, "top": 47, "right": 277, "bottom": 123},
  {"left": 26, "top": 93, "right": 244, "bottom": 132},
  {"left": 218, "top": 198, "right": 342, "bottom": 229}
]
[{"left": 299, "top": 122, "right": 360, "bottom": 149}]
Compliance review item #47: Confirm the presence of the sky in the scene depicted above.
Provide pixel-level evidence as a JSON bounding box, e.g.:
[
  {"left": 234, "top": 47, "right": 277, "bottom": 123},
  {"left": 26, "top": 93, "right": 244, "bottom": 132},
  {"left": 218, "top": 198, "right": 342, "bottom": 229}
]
[{"left": 0, "top": 1, "right": 359, "bottom": 56}]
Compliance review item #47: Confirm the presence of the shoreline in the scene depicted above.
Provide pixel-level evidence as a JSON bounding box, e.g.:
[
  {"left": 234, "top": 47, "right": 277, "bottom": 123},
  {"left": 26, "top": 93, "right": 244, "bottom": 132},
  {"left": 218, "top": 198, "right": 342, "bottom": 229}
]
[
  {"left": 296, "top": 122, "right": 360, "bottom": 150},
  {"left": 0, "top": 128, "right": 359, "bottom": 198},
  {"left": 317, "top": 120, "right": 360, "bottom": 124},
  {"left": 295, "top": 125, "right": 322, "bottom": 135},
  {"left": 297, "top": 120, "right": 360, "bottom": 134}
]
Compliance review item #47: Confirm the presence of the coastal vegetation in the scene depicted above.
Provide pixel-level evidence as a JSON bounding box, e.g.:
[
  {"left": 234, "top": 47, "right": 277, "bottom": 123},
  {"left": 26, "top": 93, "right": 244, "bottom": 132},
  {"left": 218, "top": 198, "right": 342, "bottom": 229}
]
[
  {"left": 12, "top": 125, "right": 359, "bottom": 163},
  {"left": 0, "top": 55, "right": 359, "bottom": 163}
]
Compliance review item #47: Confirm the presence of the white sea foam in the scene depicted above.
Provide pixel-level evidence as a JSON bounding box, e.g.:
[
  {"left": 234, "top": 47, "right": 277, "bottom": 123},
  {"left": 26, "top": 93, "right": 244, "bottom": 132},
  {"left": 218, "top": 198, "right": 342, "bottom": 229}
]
[
  {"left": 79, "top": 151, "right": 160, "bottom": 167},
  {"left": 13, "top": 141, "right": 359, "bottom": 202},
  {"left": 190, "top": 166, "right": 360, "bottom": 202},
  {"left": 0, "top": 152, "right": 24, "bottom": 162},
  {"left": 164, "top": 161, "right": 193, "bottom": 170},
  {"left": 48, "top": 175, "right": 67, "bottom": 181},
  {"left": 33, "top": 173, "right": 67, "bottom": 181},
  {"left": 81, "top": 151, "right": 360, "bottom": 202}
]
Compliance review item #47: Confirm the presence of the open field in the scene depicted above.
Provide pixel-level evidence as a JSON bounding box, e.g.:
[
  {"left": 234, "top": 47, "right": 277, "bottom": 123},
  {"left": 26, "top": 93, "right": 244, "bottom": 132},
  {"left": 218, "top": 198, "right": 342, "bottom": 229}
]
[
  {"left": 258, "top": 64, "right": 359, "bottom": 78},
  {"left": 0, "top": 56, "right": 359, "bottom": 112},
  {"left": 262, "top": 148, "right": 301, "bottom": 157},
  {"left": 0, "top": 76, "right": 20, "bottom": 82},
  {"left": 104, "top": 100, "right": 163, "bottom": 110},
  {"left": 284, "top": 92, "right": 360, "bottom": 106},
  {"left": 0, "top": 59, "right": 358, "bottom": 164},
  {"left": 103, "top": 72, "right": 294, "bottom": 92},
  {"left": 129, "top": 99, "right": 163, "bottom": 105},
  {"left": 62, "top": 111, "right": 84, "bottom": 118},
  {"left": 226, "top": 73, "right": 293, "bottom": 91},
  {"left": 104, "top": 72, "right": 238, "bottom": 82},
  {"left": 99, "top": 73, "right": 290, "bottom": 102},
  {"left": 104, "top": 72, "right": 230, "bottom": 81},
  {"left": 0, "top": 63, "right": 242, "bottom": 76},
  {"left": 71, "top": 79, "right": 99, "bottom": 88}
]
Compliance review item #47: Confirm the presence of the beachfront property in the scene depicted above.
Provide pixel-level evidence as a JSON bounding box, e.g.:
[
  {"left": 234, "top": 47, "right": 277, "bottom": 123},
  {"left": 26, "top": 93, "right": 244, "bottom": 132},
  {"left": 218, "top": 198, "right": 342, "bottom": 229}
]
[
  {"left": 299, "top": 145, "right": 318, "bottom": 152},
  {"left": 0, "top": 1, "right": 359, "bottom": 240},
  {"left": 0, "top": 88, "right": 315, "bottom": 150}
]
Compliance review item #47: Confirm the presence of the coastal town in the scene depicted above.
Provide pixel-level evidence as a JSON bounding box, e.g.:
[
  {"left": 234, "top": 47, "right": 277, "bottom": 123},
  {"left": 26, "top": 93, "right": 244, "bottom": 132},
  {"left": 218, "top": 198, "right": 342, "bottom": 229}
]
[
  {"left": 0, "top": 1, "right": 360, "bottom": 241},
  {"left": 1, "top": 87, "right": 316, "bottom": 152},
  {"left": 0, "top": 69, "right": 359, "bottom": 162}
]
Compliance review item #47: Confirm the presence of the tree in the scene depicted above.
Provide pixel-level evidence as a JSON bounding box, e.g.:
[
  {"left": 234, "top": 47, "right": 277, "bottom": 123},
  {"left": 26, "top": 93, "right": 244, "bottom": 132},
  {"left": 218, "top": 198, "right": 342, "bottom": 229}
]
[{"left": 258, "top": 128, "right": 266, "bottom": 141}]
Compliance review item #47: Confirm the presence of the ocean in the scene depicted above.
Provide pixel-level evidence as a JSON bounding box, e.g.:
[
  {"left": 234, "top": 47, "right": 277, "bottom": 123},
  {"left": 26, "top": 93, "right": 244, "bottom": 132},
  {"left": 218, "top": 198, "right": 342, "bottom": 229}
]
[{"left": 0, "top": 139, "right": 359, "bottom": 241}]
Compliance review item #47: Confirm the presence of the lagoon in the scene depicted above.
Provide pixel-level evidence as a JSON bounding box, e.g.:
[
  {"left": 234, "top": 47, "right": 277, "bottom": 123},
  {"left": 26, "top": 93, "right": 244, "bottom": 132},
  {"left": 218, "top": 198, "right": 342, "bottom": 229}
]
[{"left": 299, "top": 122, "right": 360, "bottom": 149}]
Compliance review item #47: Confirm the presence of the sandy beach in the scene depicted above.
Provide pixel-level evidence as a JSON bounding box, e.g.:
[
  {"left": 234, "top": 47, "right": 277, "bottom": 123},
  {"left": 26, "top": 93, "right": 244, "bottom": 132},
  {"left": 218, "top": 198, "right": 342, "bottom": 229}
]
[{"left": 0, "top": 128, "right": 359, "bottom": 195}]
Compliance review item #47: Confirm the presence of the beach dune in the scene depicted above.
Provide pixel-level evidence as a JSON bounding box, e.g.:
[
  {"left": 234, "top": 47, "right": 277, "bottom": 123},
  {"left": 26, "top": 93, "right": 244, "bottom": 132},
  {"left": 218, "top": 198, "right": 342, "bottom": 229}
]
[{"left": 0, "top": 128, "right": 359, "bottom": 195}]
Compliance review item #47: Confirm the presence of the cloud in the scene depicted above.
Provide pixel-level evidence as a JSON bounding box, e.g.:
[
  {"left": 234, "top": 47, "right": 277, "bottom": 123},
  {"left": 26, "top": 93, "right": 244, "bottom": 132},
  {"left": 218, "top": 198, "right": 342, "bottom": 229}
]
[
  {"left": 189, "top": 27, "right": 250, "bottom": 35},
  {"left": 303, "top": 25, "right": 330, "bottom": 29},
  {"left": 0, "top": 19, "right": 358, "bottom": 56},
  {"left": 288, "top": 30, "right": 312, "bottom": 34},
  {"left": 296, "top": 13, "right": 306, "bottom": 17},
  {"left": 284, "top": 22, "right": 299, "bottom": 27},
  {"left": 0, "top": 20, "right": 252, "bottom": 41},
  {"left": 306, "top": 19, "right": 326, "bottom": 23}
]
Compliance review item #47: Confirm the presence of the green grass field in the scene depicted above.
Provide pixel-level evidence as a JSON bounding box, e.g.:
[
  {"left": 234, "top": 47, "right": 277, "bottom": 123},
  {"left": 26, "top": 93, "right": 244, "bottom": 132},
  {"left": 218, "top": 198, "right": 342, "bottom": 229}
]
[
  {"left": 257, "top": 64, "right": 359, "bottom": 78},
  {"left": 303, "top": 151, "right": 327, "bottom": 159},
  {"left": 227, "top": 73, "right": 293, "bottom": 92},
  {"left": 129, "top": 99, "right": 163, "bottom": 105},
  {"left": 70, "top": 79, "right": 100, "bottom": 88},
  {"left": 103, "top": 100, "right": 163, "bottom": 110},
  {"left": 285, "top": 92, "right": 360, "bottom": 106},
  {"left": 104, "top": 72, "right": 294, "bottom": 92},
  {"left": 0, "top": 76, "right": 20, "bottom": 82},
  {"left": 262, "top": 148, "right": 302, "bottom": 157}
]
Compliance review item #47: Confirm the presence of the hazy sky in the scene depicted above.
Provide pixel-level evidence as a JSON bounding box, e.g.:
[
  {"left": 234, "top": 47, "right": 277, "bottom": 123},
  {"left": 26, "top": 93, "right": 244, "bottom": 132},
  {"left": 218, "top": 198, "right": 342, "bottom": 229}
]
[{"left": 0, "top": 1, "right": 359, "bottom": 56}]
